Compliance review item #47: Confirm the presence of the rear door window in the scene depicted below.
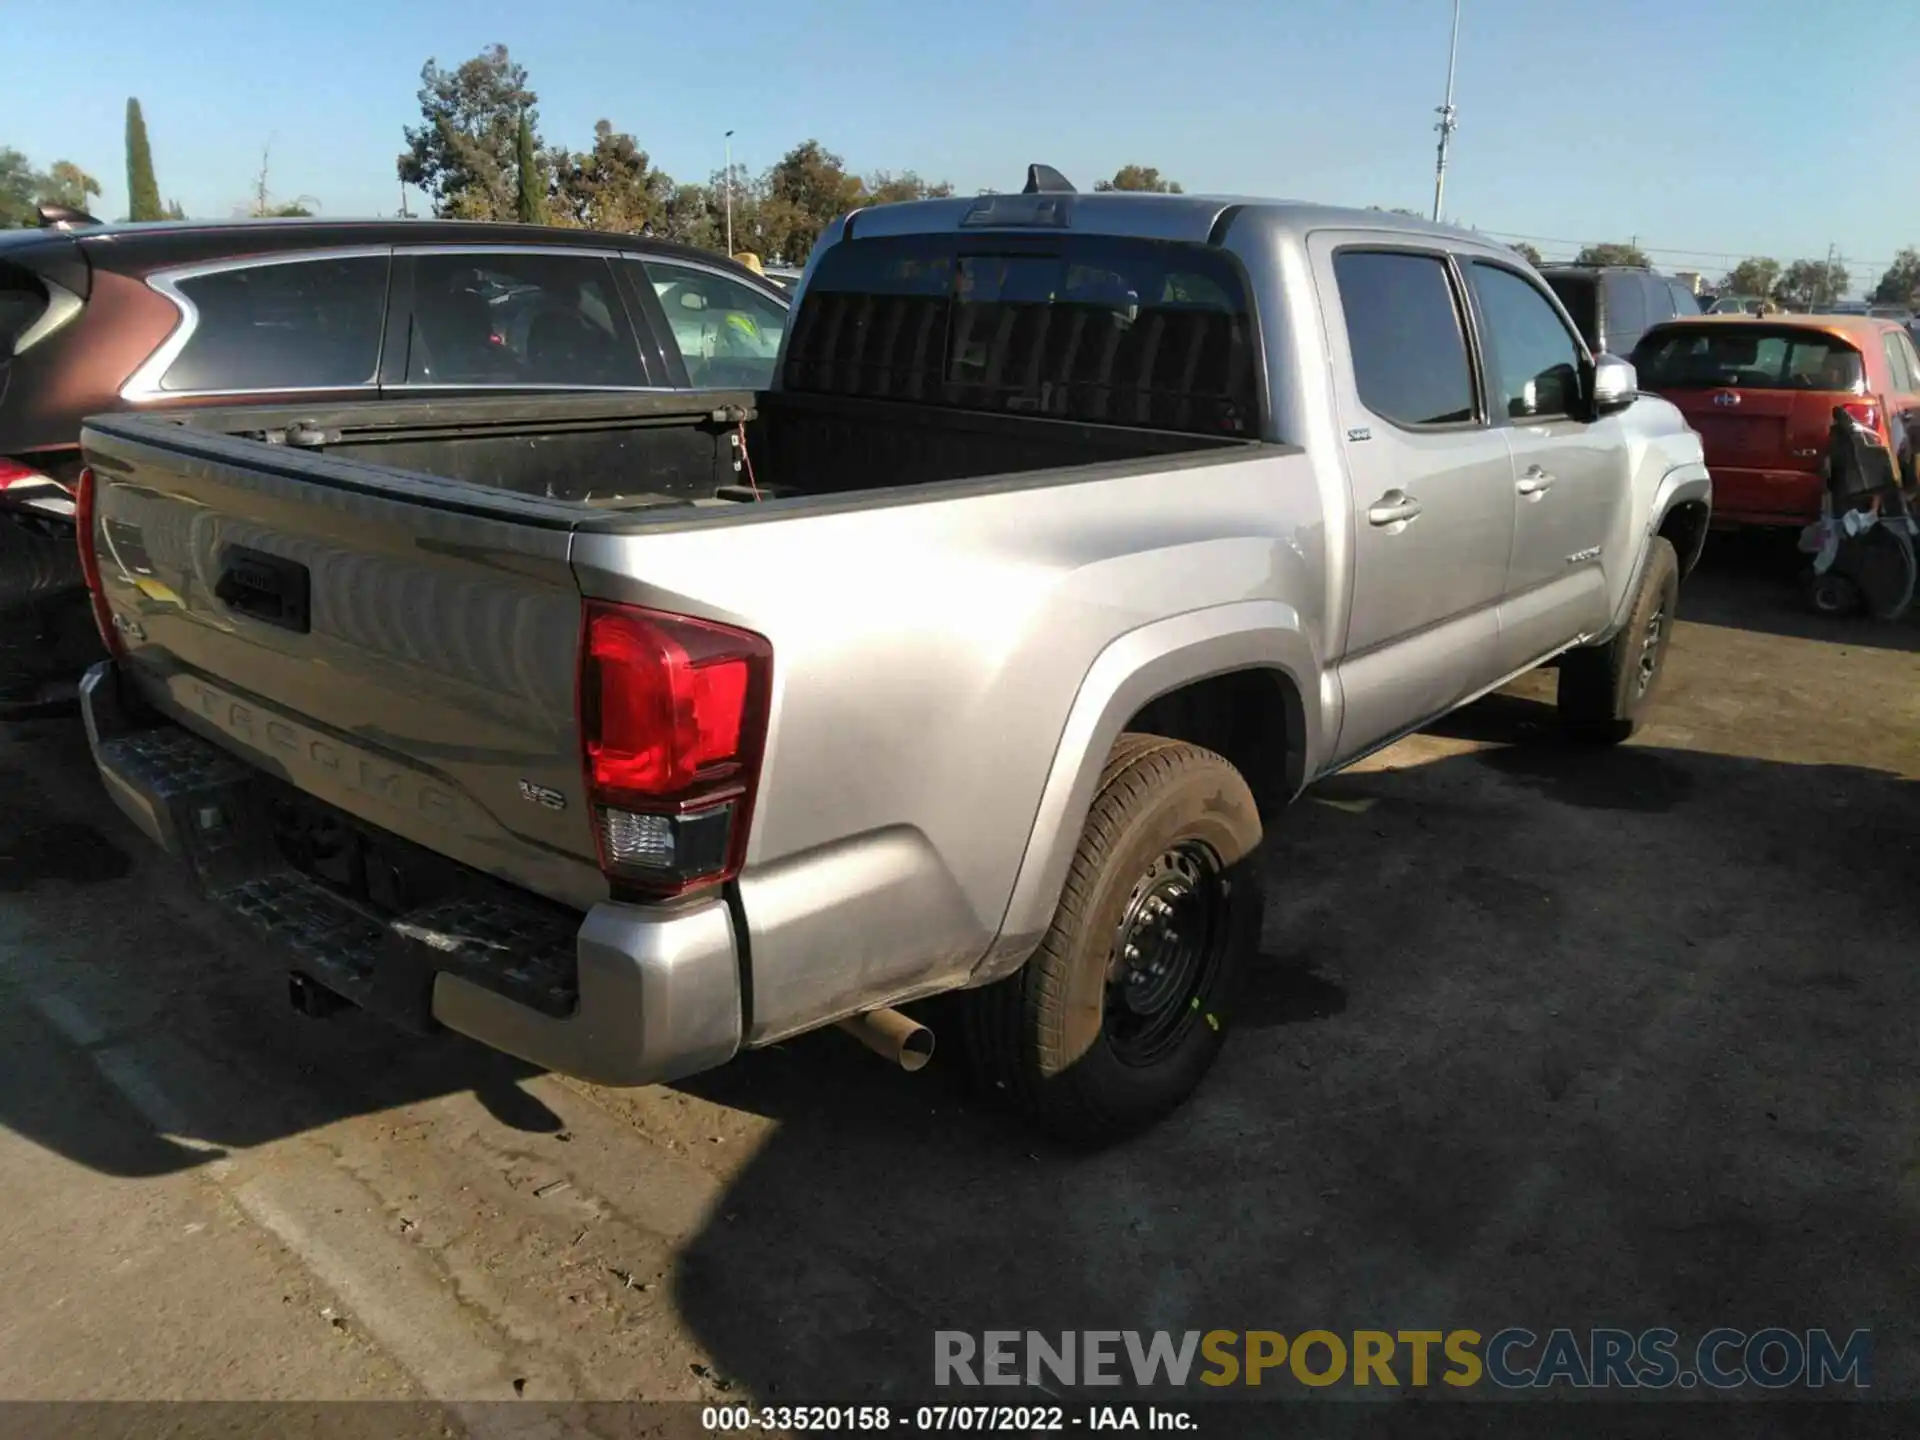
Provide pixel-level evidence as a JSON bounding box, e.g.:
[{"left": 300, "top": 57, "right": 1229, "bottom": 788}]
[
  {"left": 403, "top": 252, "right": 643, "bottom": 387},
  {"left": 159, "top": 254, "right": 390, "bottom": 393},
  {"left": 1633, "top": 326, "right": 1865, "bottom": 391},
  {"left": 637, "top": 260, "right": 787, "bottom": 389},
  {"left": 1333, "top": 250, "right": 1476, "bottom": 427},
  {"left": 785, "top": 232, "right": 1261, "bottom": 436}
]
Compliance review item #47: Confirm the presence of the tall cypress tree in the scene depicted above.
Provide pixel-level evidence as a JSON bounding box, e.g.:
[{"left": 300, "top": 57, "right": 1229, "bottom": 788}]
[
  {"left": 514, "top": 112, "right": 546, "bottom": 224},
  {"left": 125, "top": 98, "right": 163, "bottom": 221}
]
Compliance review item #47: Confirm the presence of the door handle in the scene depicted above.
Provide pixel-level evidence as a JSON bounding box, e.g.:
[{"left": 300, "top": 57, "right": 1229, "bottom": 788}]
[
  {"left": 1517, "top": 466, "right": 1556, "bottom": 497},
  {"left": 1367, "top": 491, "right": 1424, "bottom": 527}
]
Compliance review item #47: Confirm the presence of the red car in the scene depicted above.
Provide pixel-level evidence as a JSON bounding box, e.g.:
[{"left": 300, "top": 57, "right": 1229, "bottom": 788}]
[{"left": 1631, "top": 314, "right": 1920, "bottom": 528}]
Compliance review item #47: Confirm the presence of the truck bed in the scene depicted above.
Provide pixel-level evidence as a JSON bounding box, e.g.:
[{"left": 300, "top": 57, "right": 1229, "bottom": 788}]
[{"left": 113, "top": 389, "right": 1248, "bottom": 515}]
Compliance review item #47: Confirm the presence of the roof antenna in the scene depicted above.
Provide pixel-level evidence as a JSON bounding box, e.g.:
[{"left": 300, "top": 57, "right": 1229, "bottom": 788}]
[
  {"left": 1022, "top": 164, "right": 1075, "bottom": 195},
  {"left": 35, "top": 202, "right": 101, "bottom": 230}
]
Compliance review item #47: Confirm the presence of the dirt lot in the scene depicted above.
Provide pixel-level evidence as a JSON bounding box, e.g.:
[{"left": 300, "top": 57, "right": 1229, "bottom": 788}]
[{"left": 0, "top": 538, "right": 1914, "bottom": 1431}]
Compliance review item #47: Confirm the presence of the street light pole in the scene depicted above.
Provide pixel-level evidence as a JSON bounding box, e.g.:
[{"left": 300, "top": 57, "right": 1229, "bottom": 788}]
[
  {"left": 1432, "top": 0, "right": 1461, "bottom": 224},
  {"left": 725, "top": 129, "right": 735, "bottom": 255}
]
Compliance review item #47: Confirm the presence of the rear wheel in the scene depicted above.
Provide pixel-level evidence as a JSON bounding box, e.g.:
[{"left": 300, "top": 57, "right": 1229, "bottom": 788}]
[
  {"left": 1557, "top": 537, "right": 1679, "bottom": 744},
  {"left": 959, "top": 734, "right": 1265, "bottom": 1145}
]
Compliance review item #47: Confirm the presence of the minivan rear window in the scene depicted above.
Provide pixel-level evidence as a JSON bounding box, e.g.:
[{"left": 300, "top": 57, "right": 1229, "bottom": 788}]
[
  {"left": 1633, "top": 325, "right": 1866, "bottom": 392},
  {"left": 0, "top": 274, "right": 49, "bottom": 358},
  {"left": 784, "top": 233, "right": 1260, "bottom": 436}
]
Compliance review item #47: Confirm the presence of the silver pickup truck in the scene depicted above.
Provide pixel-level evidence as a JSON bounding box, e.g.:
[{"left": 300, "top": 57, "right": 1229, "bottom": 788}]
[{"left": 74, "top": 189, "right": 1710, "bottom": 1142}]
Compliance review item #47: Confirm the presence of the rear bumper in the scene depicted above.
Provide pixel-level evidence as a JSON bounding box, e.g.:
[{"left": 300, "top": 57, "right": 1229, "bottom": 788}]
[
  {"left": 1705, "top": 465, "right": 1822, "bottom": 528},
  {"left": 79, "top": 661, "right": 743, "bottom": 1087}
]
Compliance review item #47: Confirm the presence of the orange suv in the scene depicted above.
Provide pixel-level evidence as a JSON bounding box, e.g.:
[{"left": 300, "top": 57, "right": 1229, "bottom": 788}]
[{"left": 1631, "top": 314, "right": 1920, "bottom": 528}]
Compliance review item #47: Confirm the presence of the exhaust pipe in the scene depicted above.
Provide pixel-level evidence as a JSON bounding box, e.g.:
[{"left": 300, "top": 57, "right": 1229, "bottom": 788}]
[
  {"left": 836, "top": 1008, "right": 934, "bottom": 1072},
  {"left": 288, "top": 972, "right": 351, "bottom": 1020}
]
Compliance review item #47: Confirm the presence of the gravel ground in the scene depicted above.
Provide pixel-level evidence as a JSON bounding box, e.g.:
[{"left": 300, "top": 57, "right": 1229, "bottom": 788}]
[{"left": 0, "top": 537, "right": 1913, "bottom": 1438}]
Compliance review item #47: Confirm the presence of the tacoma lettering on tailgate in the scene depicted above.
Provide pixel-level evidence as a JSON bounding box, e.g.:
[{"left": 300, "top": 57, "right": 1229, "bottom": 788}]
[{"left": 186, "top": 679, "right": 469, "bottom": 829}]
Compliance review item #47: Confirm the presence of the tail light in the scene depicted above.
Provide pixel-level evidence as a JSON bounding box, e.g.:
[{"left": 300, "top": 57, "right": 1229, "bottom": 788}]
[
  {"left": 1839, "top": 401, "right": 1882, "bottom": 434},
  {"left": 72, "top": 466, "right": 124, "bottom": 658},
  {"left": 578, "top": 600, "right": 772, "bottom": 898}
]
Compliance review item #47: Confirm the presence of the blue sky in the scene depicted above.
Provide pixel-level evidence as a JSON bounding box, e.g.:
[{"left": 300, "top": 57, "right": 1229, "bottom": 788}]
[{"left": 11, "top": 0, "right": 1919, "bottom": 291}]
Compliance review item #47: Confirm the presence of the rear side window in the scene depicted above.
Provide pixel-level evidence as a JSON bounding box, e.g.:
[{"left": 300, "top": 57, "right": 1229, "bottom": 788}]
[
  {"left": 784, "top": 233, "right": 1260, "bottom": 436},
  {"left": 1333, "top": 250, "right": 1475, "bottom": 427},
  {"left": 405, "top": 252, "right": 643, "bottom": 387},
  {"left": 1633, "top": 326, "right": 1866, "bottom": 392},
  {"left": 1881, "top": 332, "right": 1914, "bottom": 392},
  {"left": 1602, "top": 274, "right": 1648, "bottom": 350},
  {"left": 1544, "top": 274, "right": 1598, "bottom": 349},
  {"left": 0, "top": 274, "right": 49, "bottom": 357},
  {"left": 638, "top": 259, "right": 787, "bottom": 389},
  {"left": 160, "top": 255, "right": 389, "bottom": 393}
]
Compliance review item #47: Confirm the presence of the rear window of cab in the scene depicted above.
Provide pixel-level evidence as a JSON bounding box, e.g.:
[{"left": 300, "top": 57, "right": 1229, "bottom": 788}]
[{"left": 1632, "top": 325, "right": 1865, "bottom": 393}]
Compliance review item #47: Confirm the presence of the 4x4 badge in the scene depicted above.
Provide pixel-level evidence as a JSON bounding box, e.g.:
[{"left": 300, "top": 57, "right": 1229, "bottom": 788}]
[{"left": 517, "top": 780, "right": 567, "bottom": 811}]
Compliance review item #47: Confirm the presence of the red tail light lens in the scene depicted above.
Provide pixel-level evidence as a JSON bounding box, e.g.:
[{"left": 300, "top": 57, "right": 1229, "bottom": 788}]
[
  {"left": 72, "top": 466, "right": 123, "bottom": 658},
  {"left": 579, "top": 600, "right": 772, "bottom": 896},
  {"left": 1840, "top": 401, "right": 1882, "bottom": 434},
  {"left": 0, "top": 458, "right": 51, "bottom": 491}
]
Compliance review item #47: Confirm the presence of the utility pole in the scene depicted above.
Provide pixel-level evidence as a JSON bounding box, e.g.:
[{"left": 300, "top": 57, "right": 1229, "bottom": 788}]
[
  {"left": 1431, "top": 0, "right": 1461, "bottom": 223},
  {"left": 1825, "top": 242, "right": 1839, "bottom": 306},
  {"left": 724, "top": 129, "right": 735, "bottom": 256},
  {"left": 398, "top": 180, "right": 412, "bottom": 220}
]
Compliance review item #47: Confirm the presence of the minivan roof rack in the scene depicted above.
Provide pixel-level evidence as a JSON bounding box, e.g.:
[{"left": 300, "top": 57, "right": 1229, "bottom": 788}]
[{"left": 1022, "top": 164, "right": 1075, "bottom": 195}]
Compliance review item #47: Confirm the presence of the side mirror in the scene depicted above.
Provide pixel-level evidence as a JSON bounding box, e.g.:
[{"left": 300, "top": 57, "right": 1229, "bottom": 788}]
[{"left": 1592, "top": 354, "right": 1638, "bottom": 416}]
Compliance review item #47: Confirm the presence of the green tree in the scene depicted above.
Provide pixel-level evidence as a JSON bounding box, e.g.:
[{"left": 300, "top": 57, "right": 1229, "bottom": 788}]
[
  {"left": 659, "top": 181, "right": 720, "bottom": 250},
  {"left": 1871, "top": 247, "right": 1920, "bottom": 306},
  {"left": 864, "top": 170, "right": 954, "bottom": 206},
  {"left": 1510, "top": 241, "right": 1544, "bottom": 267},
  {"left": 1776, "top": 257, "right": 1849, "bottom": 311},
  {"left": 1093, "top": 164, "right": 1183, "bottom": 193},
  {"left": 514, "top": 111, "right": 547, "bottom": 224},
  {"left": 549, "top": 120, "right": 667, "bottom": 232},
  {"left": 38, "top": 161, "right": 101, "bottom": 212},
  {"left": 761, "top": 140, "right": 863, "bottom": 262},
  {"left": 1722, "top": 256, "right": 1781, "bottom": 299},
  {"left": 1573, "top": 241, "right": 1648, "bottom": 267},
  {"left": 0, "top": 148, "right": 38, "bottom": 226},
  {"left": 397, "top": 44, "right": 538, "bottom": 221},
  {"left": 125, "top": 98, "right": 163, "bottom": 221}
]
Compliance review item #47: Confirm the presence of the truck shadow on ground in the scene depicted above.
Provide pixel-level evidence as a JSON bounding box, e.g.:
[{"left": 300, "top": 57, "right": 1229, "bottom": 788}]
[{"left": 662, "top": 701, "right": 1920, "bottom": 1408}]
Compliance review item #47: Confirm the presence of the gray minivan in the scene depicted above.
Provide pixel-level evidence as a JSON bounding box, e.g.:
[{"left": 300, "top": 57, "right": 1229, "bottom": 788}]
[{"left": 1540, "top": 264, "right": 1701, "bottom": 359}]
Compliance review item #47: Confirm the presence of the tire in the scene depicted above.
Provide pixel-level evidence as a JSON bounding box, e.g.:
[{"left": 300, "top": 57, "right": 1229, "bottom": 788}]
[
  {"left": 1557, "top": 536, "right": 1680, "bottom": 744},
  {"left": 1801, "top": 567, "right": 1862, "bottom": 617},
  {"left": 959, "top": 733, "right": 1265, "bottom": 1145},
  {"left": 1842, "top": 525, "right": 1917, "bottom": 621}
]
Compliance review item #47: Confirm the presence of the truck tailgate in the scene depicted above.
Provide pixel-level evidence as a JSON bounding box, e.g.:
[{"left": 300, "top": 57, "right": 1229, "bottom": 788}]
[{"left": 81, "top": 420, "right": 606, "bottom": 911}]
